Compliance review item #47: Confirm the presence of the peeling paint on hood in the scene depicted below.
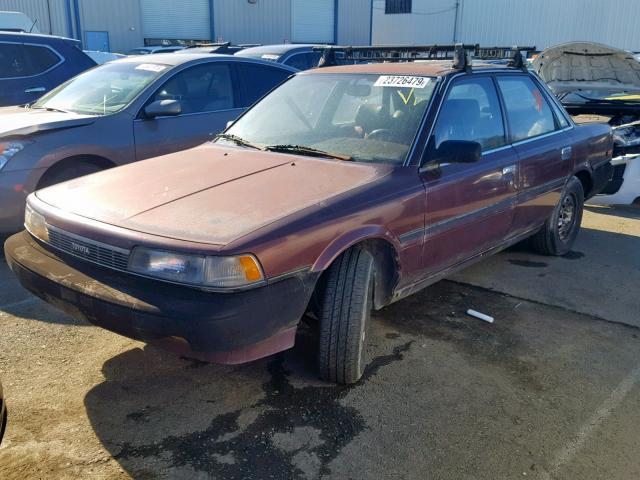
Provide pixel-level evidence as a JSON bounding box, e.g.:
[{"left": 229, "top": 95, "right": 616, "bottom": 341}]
[{"left": 0, "top": 106, "right": 96, "bottom": 138}]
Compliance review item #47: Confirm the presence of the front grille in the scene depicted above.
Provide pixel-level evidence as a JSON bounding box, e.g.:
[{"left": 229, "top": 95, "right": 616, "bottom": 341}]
[{"left": 47, "top": 227, "right": 130, "bottom": 271}]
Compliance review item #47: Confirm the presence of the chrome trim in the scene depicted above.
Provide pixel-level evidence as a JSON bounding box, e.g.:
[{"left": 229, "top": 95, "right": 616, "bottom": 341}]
[
  {"left": 511, "top": 126, "right": 572, "bottom": 147},
  {"left": 0, "top": 41, "right": 64, "bottom": 81},
  {"left": 398, "top": 228, "right": 424, "bottom": 246}
]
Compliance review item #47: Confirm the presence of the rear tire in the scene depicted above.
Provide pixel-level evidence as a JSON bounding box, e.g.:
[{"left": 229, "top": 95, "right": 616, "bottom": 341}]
[
  {"left": 530, "top": 176, "right": 584, "bottom": 256},
  {"left": 318, "top": 247, "right": 374, "bottom": 384}
]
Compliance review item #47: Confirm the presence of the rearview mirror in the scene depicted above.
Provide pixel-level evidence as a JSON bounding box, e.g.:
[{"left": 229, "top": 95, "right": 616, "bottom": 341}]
[
  {"left": 345, "top": 83, "right": 372, "bottom": 97},
  {"left": 144, "top": 99, "right": 181, "bottom": 118},
  {"left": 434, "top": 140, "right": 481, "bottom": 164}
]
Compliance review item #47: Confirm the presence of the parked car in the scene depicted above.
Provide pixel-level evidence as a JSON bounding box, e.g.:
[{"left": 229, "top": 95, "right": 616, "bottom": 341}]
[
  {"left": 534, "top": 41, "right": 640, "bottom": 205},
  {"left": 0, "top": 380, "right": 6, "bottom": 445},
  {"left": 5, "top": 47, "right": 612, "bottom": 384},
  {"left": 84, "top": 50, "right": 126, "bottom": 64},
  {"left": 0, "top": 53, "right": 296, "bottom": 233},
  {"left": 236, "top": 44, "right": 324, "bottom": 70},
  {"left": 0, "top": 10, "right": 38, "bottom": 33},
  {"left": 178, "top": 42, "right": 254, "bottom": 55},
  {"left": 126, "top": 46, "right": 185, "bottom": 55},
  {"left": 0, "top": 32, "right": 96, "bottom": 107}
]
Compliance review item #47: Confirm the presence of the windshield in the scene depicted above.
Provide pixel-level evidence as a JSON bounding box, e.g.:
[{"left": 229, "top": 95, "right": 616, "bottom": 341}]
[
  {"left": 221, "top": 73, "right": 435, "bottom": 164},
  {"left": 32, "top": 62, "right": 168, "bottom": 115}
]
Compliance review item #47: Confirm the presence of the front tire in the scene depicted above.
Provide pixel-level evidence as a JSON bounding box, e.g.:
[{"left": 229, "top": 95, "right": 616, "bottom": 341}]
[
  {"left": 318, "top": 247, "right": 374, "bottom": 384},
  {"left": 530, "top": 176, "right": 584, "bottom": 256}
]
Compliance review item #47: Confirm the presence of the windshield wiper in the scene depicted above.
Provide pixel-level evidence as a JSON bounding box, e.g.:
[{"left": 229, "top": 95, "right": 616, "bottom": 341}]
[
  {"left": 215, "top": 133, "right": 264, "bottom": 150},
  {"left": 30, "top": 105, "right": 70, "bottom": 114},
  {"left": 264, "top": 144, "right": 352, "bottom": 161}
]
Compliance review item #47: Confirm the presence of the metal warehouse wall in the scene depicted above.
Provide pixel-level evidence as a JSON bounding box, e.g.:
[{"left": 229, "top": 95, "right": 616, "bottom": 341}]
[
  {"left": 373, "top": 0, "right": 640, "bottom": 51},
  {"left": 0, "top": 0, "right": 69, "bottom": 36},
  {"left": 214, "top": 0, "right": 292, "bottom": 44},
  {"left": 78, "top": 0, "right": 143, "bottom": 53},
  {"left": 338, "top": 0, "right": 372, "bottom": 45}
]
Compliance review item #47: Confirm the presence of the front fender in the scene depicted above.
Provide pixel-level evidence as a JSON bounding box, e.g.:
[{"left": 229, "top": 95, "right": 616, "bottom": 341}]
[{"left": 310, "top": 225, "right": 402, "bottom": 273}]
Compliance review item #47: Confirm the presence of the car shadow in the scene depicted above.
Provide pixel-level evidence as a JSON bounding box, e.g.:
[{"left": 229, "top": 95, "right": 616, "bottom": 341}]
[
  {"left": 584, "top": 204, "right": 640, "bottom": 219},
  {"left": 82, "top": 317, "right": 413, "bottom": 479}
]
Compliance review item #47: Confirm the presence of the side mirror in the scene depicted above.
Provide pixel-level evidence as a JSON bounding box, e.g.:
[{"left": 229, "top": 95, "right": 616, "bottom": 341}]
[
  {"left": 144, "top": 99, "right": 181, "bottom": 118},
  {"left": 434, "top": 140, "right": 481, "bottom": 164}
]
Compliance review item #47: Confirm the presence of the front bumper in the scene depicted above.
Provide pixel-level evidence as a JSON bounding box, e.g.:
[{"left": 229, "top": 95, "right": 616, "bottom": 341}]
[
  {"left": 589, "top": 155, "right": 640, "bottom": 205},
  {"left": 5, "top": 231, "right": 318, "bottom": 364},
  {"left": 0, "top": 170, "right": 32, "bottom": 234}
]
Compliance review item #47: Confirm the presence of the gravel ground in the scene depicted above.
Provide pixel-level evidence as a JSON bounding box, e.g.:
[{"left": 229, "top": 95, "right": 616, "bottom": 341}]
[{"left": 0, "top": 207, "right": 639, "bottom": 480}]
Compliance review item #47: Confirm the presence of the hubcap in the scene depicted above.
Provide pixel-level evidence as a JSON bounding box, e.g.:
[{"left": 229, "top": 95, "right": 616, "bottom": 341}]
[{"left": 557, "top": 194, "right": 576, "bottom": 241}]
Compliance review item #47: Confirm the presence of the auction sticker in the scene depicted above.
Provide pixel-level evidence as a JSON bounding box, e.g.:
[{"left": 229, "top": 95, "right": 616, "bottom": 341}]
[
  {"left": 135, "top": 63, "right": 168, "bottom": 73},
  {"left": 374, "top": 75, "right": 430, "bottom": 88}
]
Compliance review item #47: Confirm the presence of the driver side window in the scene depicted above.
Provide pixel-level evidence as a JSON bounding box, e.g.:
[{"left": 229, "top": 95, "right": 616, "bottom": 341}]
[
  {"left": 150, "top": 63, "right": 234, "bottom": 115},
  {"left": 433, "top": 76, "right": 506, "bottom": 152}
]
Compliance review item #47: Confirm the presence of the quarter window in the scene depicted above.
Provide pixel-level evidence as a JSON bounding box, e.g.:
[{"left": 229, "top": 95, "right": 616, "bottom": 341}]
[
  {"left": 433, "top": 76, "right": 506, "bottom": 151},
  {"left": 151, "top": 63, "right": 234, "bottom": 114},
  {"left": 0, "top": 43, "right": 59, "bottom": 79},
  {"left": 236, "top": 63, "right": 291, "bottom": 107},
  {"left": 497, "top": 76, "right": 557, "bottom": 142}
]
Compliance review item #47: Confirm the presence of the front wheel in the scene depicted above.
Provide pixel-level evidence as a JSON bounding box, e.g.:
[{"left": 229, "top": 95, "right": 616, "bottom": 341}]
[
  {"left": 530, "top": 176, "right": 584, "bottom": 256},
  {"left": 317, "top": 247, "right": 374, "bottom": 384}
]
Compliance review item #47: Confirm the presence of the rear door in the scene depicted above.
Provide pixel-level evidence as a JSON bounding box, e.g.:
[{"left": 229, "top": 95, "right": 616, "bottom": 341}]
[
  {"left": 0, "top": 42, "right": 62, "bottom": 106},
  {"left": 495, "top": 74, "right": 572, "bottom": 234},
  {"left": 134, "top": 61, "right": 244, "bottom": 160},
  {"left": 235, "top": 62, "right": 293, "bottom": 108},
  {"left": 421, "top": 75, "right": 518, "bottom": 274}
]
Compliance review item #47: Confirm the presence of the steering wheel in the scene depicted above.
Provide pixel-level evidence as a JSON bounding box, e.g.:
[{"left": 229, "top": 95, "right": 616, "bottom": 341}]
[{"left": 367, "top": 129, "right": 394, "bottom": 141}]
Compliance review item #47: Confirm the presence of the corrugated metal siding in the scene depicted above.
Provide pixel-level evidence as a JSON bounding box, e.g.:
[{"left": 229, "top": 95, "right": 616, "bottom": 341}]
[
  {"left": 78, "top": 0, "right": 143, "bottom": 53},
  {"left": 373, "top": 0, "right": 640, "bottom": 51},
  {"left": 214, "top": 0, "right": 291, "bottom": 44},
  {"left": 140, "top": 0, "right": 210, "bottom": 41},
  {"left": 291, "top": 0, "right": 334, "bottom": 43},
  {"left": 338, "top": 0, "right": 372, "bottom": 45},
  {"left": 458, "top": 0, "right": 640, "bottom": 51},
  {"left": 0, "top": 0, "right": 70, "bottom": 36},
  {"left": 372, "top": 0, "right": 457, "bottom": 45}
]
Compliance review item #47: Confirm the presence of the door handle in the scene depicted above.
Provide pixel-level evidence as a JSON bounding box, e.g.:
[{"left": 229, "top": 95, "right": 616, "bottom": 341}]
[
  {"left": 561, "top": 146, "right": 572, "bottom": 161},
  {"left": 502, "top": 165, "right": 516, "bottom": 176},
  {"left": 24, "top": 87, "right": 46, "bottom": 93}
]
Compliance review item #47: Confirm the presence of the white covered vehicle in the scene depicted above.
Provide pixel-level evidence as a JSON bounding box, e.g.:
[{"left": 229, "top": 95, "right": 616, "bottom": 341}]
[{"left": 534, "top": 42, "right": 640, "bottom": 205}]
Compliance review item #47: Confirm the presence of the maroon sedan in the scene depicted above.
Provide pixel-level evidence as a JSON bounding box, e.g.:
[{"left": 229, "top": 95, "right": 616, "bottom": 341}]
[{"left": 5, "top": 50, "right": 612, "bottom": 384}]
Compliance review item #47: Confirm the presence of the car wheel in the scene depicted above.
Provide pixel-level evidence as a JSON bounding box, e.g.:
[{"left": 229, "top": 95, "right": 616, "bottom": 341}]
[
  {"left": 38, "top": 162, "right": 104, "bottom": 189},
  {"left": 530, "top": 176, "right": 584, "bottom": 256},
  {"left": 318, "top": 246, "right": 374, "bottom": 384}
]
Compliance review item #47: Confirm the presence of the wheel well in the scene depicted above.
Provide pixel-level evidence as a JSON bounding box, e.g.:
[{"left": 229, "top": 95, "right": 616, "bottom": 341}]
[
  {"left": 312, "top": 238, "right": 400, "bottom": 313},
  {"left": 37, "top": 155, "right": 116, "bottom": 189},
  {"left": 574, "top": 170, "right": 592, "bottom": 198}
]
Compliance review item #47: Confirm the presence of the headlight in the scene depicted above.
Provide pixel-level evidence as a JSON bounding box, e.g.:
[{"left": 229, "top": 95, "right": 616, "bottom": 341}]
[
  {"left": 128, "top": 247, "right": 264, "bottom": 288},
  {"left": 24, "top": 203, "right": 49, "bottom": 242},
  {"left": 0, "top": 141, "right": 28, "bottom": 171}
]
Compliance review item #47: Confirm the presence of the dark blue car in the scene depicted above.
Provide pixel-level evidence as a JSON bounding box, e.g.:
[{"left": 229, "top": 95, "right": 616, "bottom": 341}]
[
  {"left": 236, "top": 44, "right": 324, "bottom": 71},
  {"left": 0, "top": 32, "right": 96, "bottom": 107}
]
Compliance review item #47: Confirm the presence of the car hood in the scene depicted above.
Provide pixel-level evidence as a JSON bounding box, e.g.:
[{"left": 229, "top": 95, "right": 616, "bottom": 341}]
[
  {"left": 533, "top": 42, "right": 640, "bottom": 95},
  {"left": 0, "top": 106, "right": 96, "bottom": 137},
  {"left": 36, "top": 143, "right": 389, "bottom": 246}
]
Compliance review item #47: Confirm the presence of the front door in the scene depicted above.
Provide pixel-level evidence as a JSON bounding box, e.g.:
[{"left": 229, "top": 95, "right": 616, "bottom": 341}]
[
  {"left": 420, "top": 75, "right": 518, "bottom": 274},
  {"left": 134, "top": 62, "right": 244, "bottom": 160}
]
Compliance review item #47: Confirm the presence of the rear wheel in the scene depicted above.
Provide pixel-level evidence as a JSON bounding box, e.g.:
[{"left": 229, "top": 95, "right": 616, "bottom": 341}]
[
  {"left": 530, "top": 176, "right": 584, "bottom": 256},
  {"left": 317, "top": 247, "right": 374, "bottom": 384}
]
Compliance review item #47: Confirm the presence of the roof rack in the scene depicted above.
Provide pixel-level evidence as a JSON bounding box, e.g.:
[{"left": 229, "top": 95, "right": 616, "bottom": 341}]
[{"left": 314, "top": 44, "right": 536, "bottom": 72}]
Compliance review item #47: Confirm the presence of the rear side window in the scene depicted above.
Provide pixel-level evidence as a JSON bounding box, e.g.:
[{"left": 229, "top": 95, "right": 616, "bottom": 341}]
[
  {"left": 284, "top": 52, "right": 321, "bottom": 70},
  {"left": 152, "top": 63, "right": 234, "bottom": 114},
  {"left": 0, "top": 43, "right": 60, "bottom": 79},
  {"left": 433, "top": 76, "right": 506, "bottom": 151},
  {"left": 497, "top": 76, "right": 557, "bottom": 142},
  {"left": 236, "top": 64, "right": 291, "bottom": 107}
]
